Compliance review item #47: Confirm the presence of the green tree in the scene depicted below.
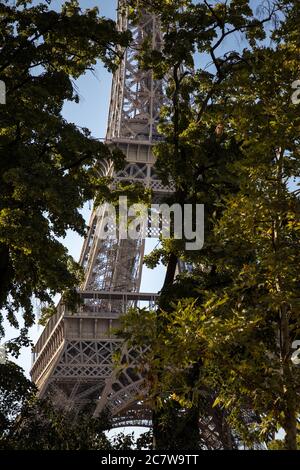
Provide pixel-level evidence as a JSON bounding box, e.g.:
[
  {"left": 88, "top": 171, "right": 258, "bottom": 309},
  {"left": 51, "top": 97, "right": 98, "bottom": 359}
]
[
  {"left": 0, "top": 360, "right": 151, "bottom": 450},
  {"left": 2, "top": 399, "right": 112, "bottom": 450},
  {"left": 120, "top": 0, "right": 300, "bottom": 450},
  {"left": 0, "top": 0, "right": 129, "bottom": 352},
  {"left": 0, "top": 361, "right": 36, "bottom": 441},
  {"left": 194, "top": 38, "right": 300, "bottom": 448},
  {"left": 0, "top": 361, "right": 111, "bottom": 450}
]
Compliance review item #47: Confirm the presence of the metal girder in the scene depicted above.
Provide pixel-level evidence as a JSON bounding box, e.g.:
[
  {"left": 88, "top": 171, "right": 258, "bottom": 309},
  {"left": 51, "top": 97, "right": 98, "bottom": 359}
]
[{"left": 107, "top": 2, "right": 163, "bottom": 142}]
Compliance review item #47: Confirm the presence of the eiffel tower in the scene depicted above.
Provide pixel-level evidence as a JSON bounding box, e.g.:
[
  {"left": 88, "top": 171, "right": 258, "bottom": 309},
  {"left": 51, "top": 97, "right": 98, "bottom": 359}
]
[
  {"left": 31, "top": 1, "right": 168, "bottom": 429},
  {"left": 30, "top": 2, "right": 252, "bottom": 449}
]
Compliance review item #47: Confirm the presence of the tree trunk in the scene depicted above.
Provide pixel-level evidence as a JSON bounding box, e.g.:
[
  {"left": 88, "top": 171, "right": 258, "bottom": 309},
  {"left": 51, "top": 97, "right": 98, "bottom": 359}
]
[
  {"left": 152, "top": 250, "right": 178, "bottom": 450},
  {"left": 162, "top": 252, "right": 178, "bottom": 291},
  {"left": 281, "top": 304, "right": 297, "bottom": 450},
  {"left": 153, "top": 402, "right": 201, "bottom": 450},
  {"left": 0, "top": 244, "right": 10, "bottom": 307},
  {"left": 283, "top": 405, "right": 297, "bottom": 450}
]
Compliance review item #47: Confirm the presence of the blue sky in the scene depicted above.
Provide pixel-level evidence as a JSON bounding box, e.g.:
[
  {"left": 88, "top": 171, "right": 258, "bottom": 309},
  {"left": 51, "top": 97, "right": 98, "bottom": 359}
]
[{"left": 62, "top": 0, "right": 118, "bottom": 141}]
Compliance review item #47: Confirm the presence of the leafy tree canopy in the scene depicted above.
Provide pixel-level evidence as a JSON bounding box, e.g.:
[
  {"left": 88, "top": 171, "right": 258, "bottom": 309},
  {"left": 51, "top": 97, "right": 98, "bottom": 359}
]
[{"left": 119, "top": 0, "right": 300, "bottom": 450}]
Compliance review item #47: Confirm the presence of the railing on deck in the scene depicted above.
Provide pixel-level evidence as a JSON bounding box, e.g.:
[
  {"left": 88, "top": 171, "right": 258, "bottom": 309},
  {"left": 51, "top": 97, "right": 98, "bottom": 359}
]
[{"left": 31, "top": 291, "right": 158, "bottom": 381}]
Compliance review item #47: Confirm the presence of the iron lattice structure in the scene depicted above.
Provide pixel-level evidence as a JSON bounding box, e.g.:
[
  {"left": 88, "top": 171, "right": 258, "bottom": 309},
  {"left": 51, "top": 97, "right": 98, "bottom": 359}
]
[
  {"left": 31, "top": 1, "right": 168, "bottom": 430},
  {"left": 30, "top": 1, "right": 254, "bottom": 449}
]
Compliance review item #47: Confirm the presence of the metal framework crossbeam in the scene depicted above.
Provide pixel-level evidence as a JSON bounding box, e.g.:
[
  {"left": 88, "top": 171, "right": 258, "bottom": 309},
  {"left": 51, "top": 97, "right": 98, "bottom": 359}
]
[{"left": 30, "top": 290, "right": 157, "bottom": 403}]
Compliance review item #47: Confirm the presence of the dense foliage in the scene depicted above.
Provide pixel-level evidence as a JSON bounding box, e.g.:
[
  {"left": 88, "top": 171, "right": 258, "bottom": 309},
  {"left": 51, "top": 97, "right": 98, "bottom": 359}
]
[
  {"left": 120, "top": 0, "right": 300, "bottom": 450},
  {"left": 0, "top": 361, "right": 152, "bottom": 450}
]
